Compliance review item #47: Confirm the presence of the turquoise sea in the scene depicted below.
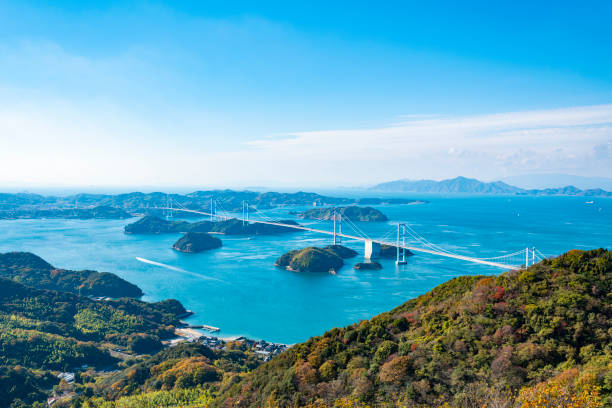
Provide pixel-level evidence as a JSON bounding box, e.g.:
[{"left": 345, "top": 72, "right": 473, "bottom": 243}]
[{"left": 1, "top": 193, "right": 610, "bottom": 344}]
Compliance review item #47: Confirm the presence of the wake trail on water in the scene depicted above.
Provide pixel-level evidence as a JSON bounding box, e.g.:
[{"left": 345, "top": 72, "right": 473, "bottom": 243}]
[{"left": 135, "top": 257, "right": 226, "bottom": 283}]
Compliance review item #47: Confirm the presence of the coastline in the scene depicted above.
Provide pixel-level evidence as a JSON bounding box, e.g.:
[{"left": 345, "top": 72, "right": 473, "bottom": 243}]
[
  {"left": 175, "top": 327, "right": 208, "bottom": 340},
  {"left": 174, "top": 326, "right": 290, "bottom": 345}
]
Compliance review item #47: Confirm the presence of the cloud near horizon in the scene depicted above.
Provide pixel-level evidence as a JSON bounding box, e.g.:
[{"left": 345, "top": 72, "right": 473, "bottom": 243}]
[
  {"left": 236, "top": 104, "right": 612, "bottom": 185},
  {"left": 1, "top": 102, "right": 611, "bottom": 188}
]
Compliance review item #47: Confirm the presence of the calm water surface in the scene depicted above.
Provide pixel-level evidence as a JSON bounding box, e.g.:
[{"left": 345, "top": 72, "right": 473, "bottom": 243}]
[{"left": 1, "top": 194, "right": 610, "bottom": 344}]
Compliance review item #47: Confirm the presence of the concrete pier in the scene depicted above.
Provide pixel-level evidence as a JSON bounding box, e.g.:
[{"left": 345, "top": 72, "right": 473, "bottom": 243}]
[{"left": 364, "top": 240, "right": 381, "bottom": 259}]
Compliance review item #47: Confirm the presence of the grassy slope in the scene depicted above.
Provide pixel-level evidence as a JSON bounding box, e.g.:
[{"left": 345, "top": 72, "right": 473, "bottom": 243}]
[{"left": 211, "top": 249, "right": 612, "bottom": 407}]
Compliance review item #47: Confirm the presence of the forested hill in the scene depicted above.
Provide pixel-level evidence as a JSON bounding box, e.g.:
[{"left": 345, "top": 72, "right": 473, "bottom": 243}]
[
  {"left": 212, "top": 249, "right": 612, "bottom": 407},
  {"left": 0, "top": 251, "right": 143, "bottom": 298},
  {"left": 0, "top": 274, "right": 188, "bottom": 407}
]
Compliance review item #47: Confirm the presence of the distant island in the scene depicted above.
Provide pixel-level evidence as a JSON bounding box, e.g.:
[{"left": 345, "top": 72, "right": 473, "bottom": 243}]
[
  {"left": 0, "top": 205, "right": 131, "bottom": 220},
  {"left": 275, "top": 245, "right": 357, "bottom": 273},
  {"left": 125, "top": 215, "right": 301, "bottom": 235},
  {"left": 372, "top": 176, "right": 612, "bottom": 196},
  {"left": 298, "top": 206, "right": 388, "bottom": 222},
  {"left": 172, "top": 232, "right": 222, "bottom": 253},
  {"left": 0, "top": 190, "right": 426, "bottom": 219},
  {"left": 0, "top": 251, "right": 143, "bottom": 298}
]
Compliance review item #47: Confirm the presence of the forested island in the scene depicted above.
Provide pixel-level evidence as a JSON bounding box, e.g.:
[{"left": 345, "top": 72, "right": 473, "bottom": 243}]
[
  {"left": 298, "top": 206, "right": 388, "bottom": 222},
  {"left": 275, "top": 245, "right": 357, "bottom": 273},
  {"left": 172, "top": 232, "right": 222, "bottom": 253},
  {"left": 125, "top": 215, "right": 300, "bottom": 235},
  {"left": 1, "top": 249, "right": 611, "bottom": 407}
]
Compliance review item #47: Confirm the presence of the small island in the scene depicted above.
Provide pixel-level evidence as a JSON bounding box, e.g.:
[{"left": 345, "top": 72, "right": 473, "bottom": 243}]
[
  {"left": 323, "top": 244, "right": 358, "bottom": 258},
  {"left": 353, "top": 261, "right": 382, "bottom": 270},
  {"left": 297, "top": 206, "right": 388, "bottom": 222},
  {"left": 275, "top": 245, "right": 356, "bottom": 273},
  {"left": 172, "top": 232, "right": 222, "bottom": 253}
]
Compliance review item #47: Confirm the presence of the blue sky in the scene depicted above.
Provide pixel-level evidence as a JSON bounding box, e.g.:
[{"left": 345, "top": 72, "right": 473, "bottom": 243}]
[{"left": 1, "top": 1, "right": 611, "bottom": 188}]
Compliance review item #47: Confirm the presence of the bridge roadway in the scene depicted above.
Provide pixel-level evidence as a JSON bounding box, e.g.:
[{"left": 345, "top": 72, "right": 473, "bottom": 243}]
[{"left": 161, "top": 207, "right": 519, "bottom": 270}]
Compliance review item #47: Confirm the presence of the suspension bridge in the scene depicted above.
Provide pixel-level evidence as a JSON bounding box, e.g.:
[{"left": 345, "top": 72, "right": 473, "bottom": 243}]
[{"left": 157, "top": 197, "right": 548, "bottom": 271}]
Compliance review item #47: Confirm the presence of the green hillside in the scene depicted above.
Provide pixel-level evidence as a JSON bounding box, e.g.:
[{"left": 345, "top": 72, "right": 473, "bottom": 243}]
[
  {"left": 78, "top": 342, "right": 263, "bottom": 408},
  {"left": 0, "top": 273, "right": 189, "bottom": 407},
  {"left": 212, "top": 249, "right": 611, "bottom": 407}
]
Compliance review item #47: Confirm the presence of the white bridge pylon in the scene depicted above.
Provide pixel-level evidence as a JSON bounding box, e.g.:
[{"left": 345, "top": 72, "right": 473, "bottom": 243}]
[{"left": 158, "top": 205, "right": 541, "bottom": 271}]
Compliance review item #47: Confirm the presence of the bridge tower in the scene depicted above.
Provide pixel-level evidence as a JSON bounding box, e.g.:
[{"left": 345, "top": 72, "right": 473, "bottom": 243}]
[
  {"left": 365, "top": 240, "right": 381, "bottom": 259},
  {"left": 332, "top": 210, "right": 342, "bottom": 245},
  {"left": 166, "top": 194, "right": 173, "bottom": 220},
  {"left": 525, "top": 247, "right": 529, "bottom": 268},
  {"left": 210, "top": 198, "right": 216, "bottom": 222},
  {"left": 242, "top": 201, "right": 250, "bottom": 225},
  {"left": 395, "top": 223, "right": 407, "bottom": 265}
]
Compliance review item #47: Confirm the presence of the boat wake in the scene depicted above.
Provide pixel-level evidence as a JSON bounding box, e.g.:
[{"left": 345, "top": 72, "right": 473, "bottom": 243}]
[{"left": 135, "top": 257, "right": 225, "bottom": 283}]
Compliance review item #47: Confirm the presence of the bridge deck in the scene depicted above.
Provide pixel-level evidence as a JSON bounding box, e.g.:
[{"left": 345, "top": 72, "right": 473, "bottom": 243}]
[{"left": 160, "top": 208, "right": 518, "bottom": 270}]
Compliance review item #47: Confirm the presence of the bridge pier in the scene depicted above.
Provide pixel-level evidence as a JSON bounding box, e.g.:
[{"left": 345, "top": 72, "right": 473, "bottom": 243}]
[
  {"left": 395, "top": 223, "right": 407, "bottom": 265},
  {"left": 364, "top": 240, "right": 380, "bottom": 259}
]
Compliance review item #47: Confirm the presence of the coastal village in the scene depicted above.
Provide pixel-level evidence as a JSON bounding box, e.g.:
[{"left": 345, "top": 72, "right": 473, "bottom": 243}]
[
  {"left": 173, "top": 327, "right": 290, "bottom": 362},
  {"left": 47, "top": 327, "right": 289, "bottom": 406}
]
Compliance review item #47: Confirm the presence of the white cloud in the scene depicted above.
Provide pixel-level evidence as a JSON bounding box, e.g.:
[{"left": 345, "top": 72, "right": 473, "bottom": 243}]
[
  {"left": 1, "top": 102, "right": 612, "bottom": 188},
  {"left": 235, "top": 104, "right": 612, "bottom": 184}
]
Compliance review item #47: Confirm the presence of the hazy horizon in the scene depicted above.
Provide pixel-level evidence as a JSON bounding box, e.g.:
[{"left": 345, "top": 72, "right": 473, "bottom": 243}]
[{"left": 3, "top": 173, "right": 612, "bottom": 196}]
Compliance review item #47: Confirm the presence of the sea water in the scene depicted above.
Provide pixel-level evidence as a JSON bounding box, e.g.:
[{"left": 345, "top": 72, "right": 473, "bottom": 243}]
[{"left": 0, "top": 194, "right": 610, "bottom": 344}]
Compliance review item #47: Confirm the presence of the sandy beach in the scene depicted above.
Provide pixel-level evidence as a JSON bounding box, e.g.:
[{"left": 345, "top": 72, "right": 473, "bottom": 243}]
[{"left": 175, "top": 327, "right": 205, "bottom": 339}]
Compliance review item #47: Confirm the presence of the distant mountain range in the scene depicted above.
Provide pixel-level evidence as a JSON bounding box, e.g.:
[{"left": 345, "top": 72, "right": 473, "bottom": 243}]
[{"left": 372, "top": 176, "right": 612, "bottom": 196}]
